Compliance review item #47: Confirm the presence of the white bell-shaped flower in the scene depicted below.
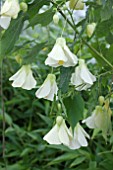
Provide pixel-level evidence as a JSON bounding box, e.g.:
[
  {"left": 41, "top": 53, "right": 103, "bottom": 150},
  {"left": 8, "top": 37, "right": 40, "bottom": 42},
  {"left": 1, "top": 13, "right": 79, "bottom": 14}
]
[
  {"left": 71, "top": 59, "right": 96, "bottom": 91},
  {"left": 82, "top": 100, "right": 112, "bottom": 137},
  {"left": 0, "top": 16, "right": 11, "bottom": 29},
  {"left": 35, "top": 74, "right": 58, "bottom": 101},
  {"left": 69, "top": 123, "right": 90, "bottom": 150},
  {"left": 9, "top": 65, "right": 37, "bottom": 90},
  {"left": 82, "top": 106, "right": 104, "bottom": 129},
  {"left": 45, "top": 37, "right": 78, "bottom": 67},
  {"left": 1, "top": 0, "right": 20, "bottom": 19},
  {"left": 43, "top": 116, "right": 72, "bottom": 146}
]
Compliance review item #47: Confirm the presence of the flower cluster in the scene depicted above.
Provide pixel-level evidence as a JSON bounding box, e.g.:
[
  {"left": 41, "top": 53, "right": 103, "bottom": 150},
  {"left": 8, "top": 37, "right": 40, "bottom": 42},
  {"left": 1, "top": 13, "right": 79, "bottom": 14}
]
[
  {"left": 8, "top": 36, "right": 98, "bottom": 149},
  {"left": 5, "top": 0, "right": 112, "bottom": 150},
  {"left": 43, "top": 116, "right": 90, "bottom": 150}
]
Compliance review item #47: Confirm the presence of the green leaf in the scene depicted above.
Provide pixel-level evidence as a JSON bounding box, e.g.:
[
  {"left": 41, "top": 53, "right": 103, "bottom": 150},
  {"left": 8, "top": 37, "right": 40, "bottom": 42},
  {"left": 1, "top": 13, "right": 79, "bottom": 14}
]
[
  {"left": 23, "top": 42, "right": 46, "bottom": 64},
  {"left": 106, "top": 44, "right": 113, "bottom": 64},
  {"left": 70, "top": 156, "right": 86, "bottom": 168},
  {"left": 27, "top": 0, "right": 50, "bottom": 18},
  {"left": 28, "top": 8, "right": 55, "bottom": 28},
  {"left": 106, "top": 32, "right": 113, "bottom": 45},
  {"left": 59, "top": 67, "right": 74, "bottom": 93},
  {"left": 64, "top": 93, "right": 84, "bottom": 130},
  {"left": 0, "top": 14, "right": 25, "bottom": 59},
  {"left": 48, "top": 153, "right": 79, "bottom": 165},
  {"left": 101, "top": 0, "right": 113, "bottom": 22}
]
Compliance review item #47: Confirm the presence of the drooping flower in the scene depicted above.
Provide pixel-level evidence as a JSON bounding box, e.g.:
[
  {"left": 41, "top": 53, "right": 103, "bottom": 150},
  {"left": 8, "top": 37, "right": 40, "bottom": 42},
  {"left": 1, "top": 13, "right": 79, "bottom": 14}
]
[
  {"left": 69, "top": 123, "right": 90, "bottom": 150},
  {"left": 1, "top": 0, "right": 20, "bottom": 19},
  {"left": 45, "top": 37, "right": 78, "bottom": 67},
  {"left": 0, "top": 16, "right": 11, "bottom": 29},
  {"left": 82, "top": 106, "right": 104, "bottom": 129},
  {"left": 35, "top": 74, "right": 58, "bottom": 101},
  {"left": 9, "top": 65, "right": 37, "bottom": 90},
  {"left": 71, "top": 59, "right": 96, "bottom": 91},
  {"left": 86, "top": 23, "right": 96, "bottom": 38},
  {"left": 69, "top": 0, "right": 84, "bottom": 10},
  {"left": 82, "top": 99, "right": 112, "bottom": 140},
  {"left": 43, "top": 116, "right": 72, "bottom": 146}
]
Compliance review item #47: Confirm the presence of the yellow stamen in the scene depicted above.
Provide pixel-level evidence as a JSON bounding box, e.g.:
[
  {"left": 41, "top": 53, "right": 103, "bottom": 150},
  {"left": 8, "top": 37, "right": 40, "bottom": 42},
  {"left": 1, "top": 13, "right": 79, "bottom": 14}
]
[{"left": 58, "top": 60, "right": 64, "bottom": 65}]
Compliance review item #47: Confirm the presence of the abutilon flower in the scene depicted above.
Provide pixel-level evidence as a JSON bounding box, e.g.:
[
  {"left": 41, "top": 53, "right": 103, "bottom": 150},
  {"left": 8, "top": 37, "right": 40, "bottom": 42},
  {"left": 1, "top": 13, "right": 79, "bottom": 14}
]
[
  {"left": 35, "top": 74, "right": 58, "bottom": 101},
  {"left": 82, "top": 106, "right": 104, "bottom": 129},
  {"left": 86, "top": 23, "right": 96, "bottom": 38},
  {"left": 9, "top": 65, "right": 37, "bottom": 90},
  {"left": 1, "top": 0, "right": 20, "bottom": 19},
  {"left": 45, "top": 37, "right": 78, "bottom": 67},
  {"left": 0, "top": 0, "right": 20, "bottom": 29},
  {"left": 71, "top": 59, "right": 96, "bottom": 91},
  {"left": 69, "top": 123, "right": 90, "bottom": 150},
  {"left": 82, "top": 99, "right": 112, "bottom": 139},
  {"left": 69, "top": 0, "right": 84, "bottom": 10},
  {"left": 43, "top": 116, "right": 72, "bottom": 146}
]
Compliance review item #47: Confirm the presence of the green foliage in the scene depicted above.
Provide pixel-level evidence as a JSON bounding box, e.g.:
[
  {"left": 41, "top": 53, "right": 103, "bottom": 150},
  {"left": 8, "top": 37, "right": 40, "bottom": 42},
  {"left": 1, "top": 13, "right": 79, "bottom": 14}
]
[
  {"left": 0, "top": 0, "right": 113, "bottom": 169},
  {"left": 64, "top": 94, "right": 84, "bottom": 130}
]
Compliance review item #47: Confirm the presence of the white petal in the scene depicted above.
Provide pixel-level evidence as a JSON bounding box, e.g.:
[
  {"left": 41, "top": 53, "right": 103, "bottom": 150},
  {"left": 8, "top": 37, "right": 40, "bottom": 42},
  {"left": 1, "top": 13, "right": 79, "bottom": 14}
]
[
  {"left": 0, "top": 16, "right": 11, "bottom": 29},
  {"left": 11, "top": 69, "right": 26, "bottom": 87},
  {"left": 35, "top": 80, "right": 51, "bottom": 99},
  {"left": 45, "top": 57, "right": 59, "bottom": 67},
  {"left": 43, "top": 124, "right": 61, "bottom": 144},
  {"left": 22, "top": 71, "right": 36, "bottom": 90},
  {"left": 82, "top": 114, "right": 96, "bottom": 129},
  {"left": 63, "top": 45, "right": 78, "bottom": 67},
  {"left": 1, "top": 0, "right": 12, "bottom": 15},
  {"left": 48, "top": 44, "right": 67, "bottom": 62},
  {"left": 1, "top": 0, "right": 20, "bottom": 19},
  {"left": 58, "top": 120, "right": 70, "bottom": 146},
  {"left": 44, "top": 82, "right": 58, "bottom": 101},
  {"left": 80, "top": 65, "right": 96, "bottom": 84},
  {"left": 9, "top": 67, "right": 23, "bottom": 81},
  {"left": 71, "top": 67, "right": 83, "bottom": 85},
  {"left": 77, "top": 124, "right": 88, "bottom": 147}
]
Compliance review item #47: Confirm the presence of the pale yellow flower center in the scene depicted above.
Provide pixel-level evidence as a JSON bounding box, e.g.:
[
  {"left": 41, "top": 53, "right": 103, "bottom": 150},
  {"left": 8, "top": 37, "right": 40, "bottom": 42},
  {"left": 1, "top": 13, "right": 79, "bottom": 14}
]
[{"left": 58, "top": 60, "right": 64, "bottom": 65}]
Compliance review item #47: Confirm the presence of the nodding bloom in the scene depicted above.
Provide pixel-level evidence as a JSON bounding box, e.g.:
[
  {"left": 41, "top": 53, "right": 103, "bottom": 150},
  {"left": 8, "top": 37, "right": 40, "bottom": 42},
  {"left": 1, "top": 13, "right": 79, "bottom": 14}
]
[
  {"left": 69, "top": 123, "right": 90, "bottom": 150},
  {"left": 43, "top": 116, "right": 72, "bottom": 146},
  {"left": 0, "top": 0, "right": 20, "bottom": 29},
  {"left": 1, "top": 0, "right": 20, "bottom": 19},
  {"left": 45, "top": 37, "right": 78, "bottom": 67},
  {"left": 69, "top": 0, "right": 84, "bottom": 10},
  {"left": 9, "top": 65, "right": 37, "bottom": 90},
  {"left": 82, "top": 106, "right": 104, "bottom": 129},
  {"left": 86, "top": 23, "right": 96, "bottom": 38},
  {"left": 35, "top": 74, "right": 58, "bottom": 101},
  {"left": 82, "top": 99, "right": 112, "bottom": 139},
  {"left": 71, "top": 59, "right": 96, "bottom": 91}
]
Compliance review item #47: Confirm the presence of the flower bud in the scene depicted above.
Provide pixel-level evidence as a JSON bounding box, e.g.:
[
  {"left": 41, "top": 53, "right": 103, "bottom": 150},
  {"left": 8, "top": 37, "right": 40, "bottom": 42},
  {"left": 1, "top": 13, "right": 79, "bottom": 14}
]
[
  {"left": 20, "top": 2, "right": 28, "bottom": 12},
  {"left": 53, "top": 14, "right": 59, "bottom": 24},
  {"left": 15, "top": 55, "right": 22, "bottom": 64},
  {"left": 56, "top": 116, "right": 63, "bottom": 126},
  {"left": 86, "top": 23, "right": 96, "bottom": 38},
  {"left": 98, "top": 96, "right": 105, "bottom": 106},
  {"left": 69, "top": 0, "right": 84, "bottom": 10}
]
